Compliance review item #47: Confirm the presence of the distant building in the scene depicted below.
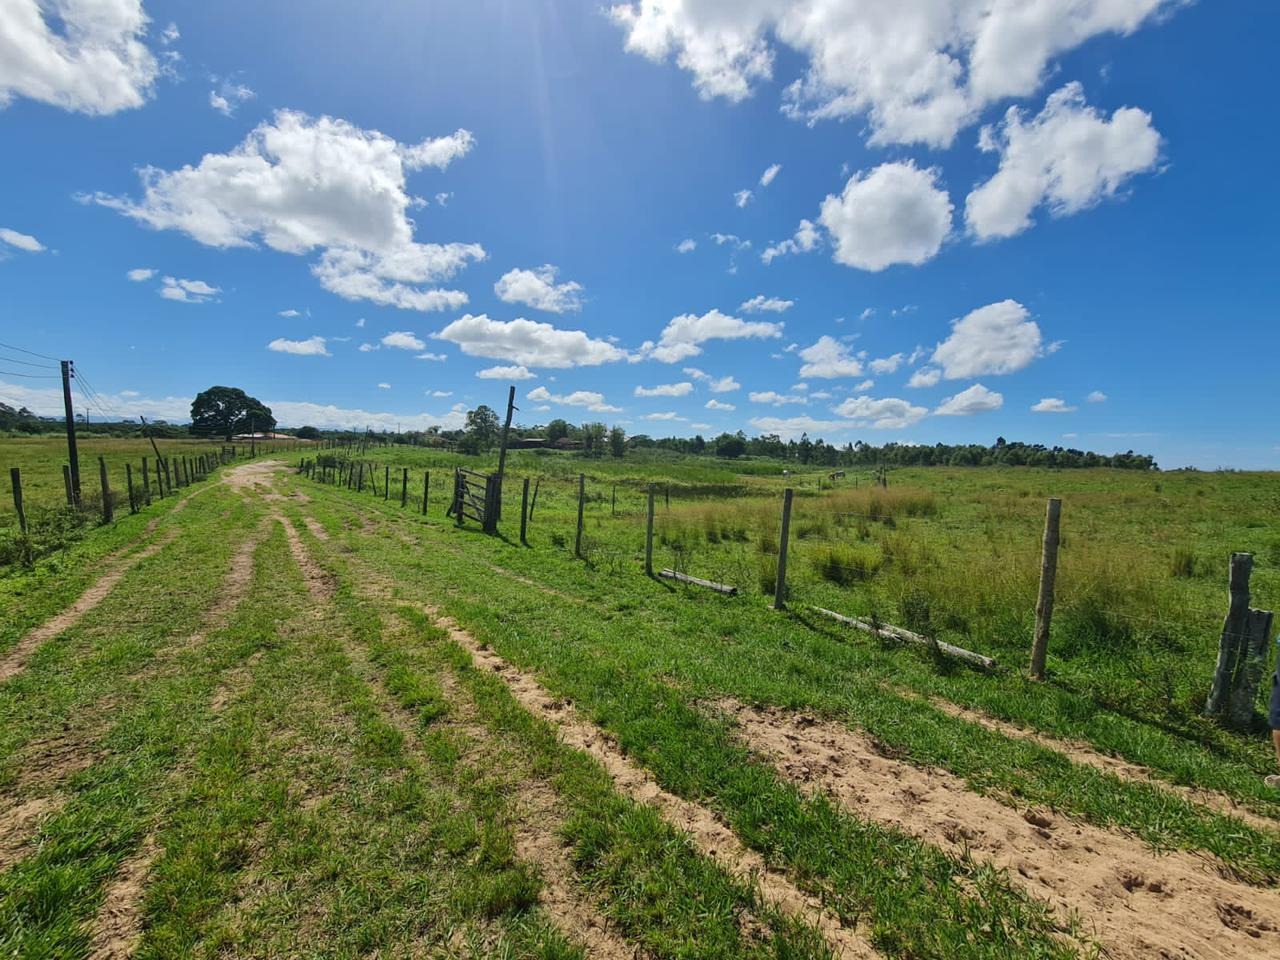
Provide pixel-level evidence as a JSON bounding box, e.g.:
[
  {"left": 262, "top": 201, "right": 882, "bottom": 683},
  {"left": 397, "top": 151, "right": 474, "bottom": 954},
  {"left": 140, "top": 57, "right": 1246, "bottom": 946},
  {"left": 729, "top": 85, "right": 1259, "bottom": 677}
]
[{"left": 231, "top": 431, "right": 307, "bottom": 441}]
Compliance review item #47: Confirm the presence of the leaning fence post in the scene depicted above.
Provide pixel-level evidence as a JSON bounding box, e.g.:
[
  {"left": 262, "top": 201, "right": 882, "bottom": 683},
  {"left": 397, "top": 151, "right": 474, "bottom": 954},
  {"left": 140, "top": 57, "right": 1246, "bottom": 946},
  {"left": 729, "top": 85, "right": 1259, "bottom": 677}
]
[
  {"left": 11, "top": 467, "right": 27, "bottom": 537},
  {"left": 63, "top": 464, "right": 74, "bottom": 507},
  {"left": 774, "top": 488, "right": 793, "bottom": 610},
  {"left": 142, "top": 458, "right": 152, "bottom": 505},
  {"left": 126, "top": 463, "right": 137, "bottom": 514},
  {"left": 1029, "top": 498, "right": 1062, "bottom": 680},
  {"left": 645, "top": 484, "right": 655, "bottom": 576},
  {"left": 574, "top": 474, "right": 585, "bottom": 559},
  {"left": 423, "top": 471, "right": 430, "bottom": 515},
  {"left": 99, "top": 456, "right": 114, "bottom": 523},
  {"left": 521, "top": 477, "right": 530, "bottom": 546}
]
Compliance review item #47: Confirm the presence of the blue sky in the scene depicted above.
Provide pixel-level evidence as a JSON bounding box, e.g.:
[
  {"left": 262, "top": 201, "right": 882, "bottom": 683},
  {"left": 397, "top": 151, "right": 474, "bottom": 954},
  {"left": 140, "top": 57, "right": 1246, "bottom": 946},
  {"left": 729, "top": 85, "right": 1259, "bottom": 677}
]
[{"left": 1, "top": 0, "right": 1276, "bottom": 468}]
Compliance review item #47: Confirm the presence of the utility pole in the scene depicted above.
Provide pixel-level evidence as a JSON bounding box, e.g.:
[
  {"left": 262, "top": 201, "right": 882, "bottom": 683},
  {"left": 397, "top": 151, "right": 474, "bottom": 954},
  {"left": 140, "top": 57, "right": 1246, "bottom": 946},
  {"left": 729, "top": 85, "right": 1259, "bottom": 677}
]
[{"left": 60, "top": 360, "right": 82, "bottom": 505}]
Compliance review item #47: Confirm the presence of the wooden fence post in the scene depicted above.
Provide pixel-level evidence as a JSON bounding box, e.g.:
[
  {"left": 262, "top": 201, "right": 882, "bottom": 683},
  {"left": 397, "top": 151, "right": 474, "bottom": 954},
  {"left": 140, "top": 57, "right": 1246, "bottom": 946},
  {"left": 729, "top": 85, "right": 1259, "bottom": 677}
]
[
  {"left": 62, "top": 464, "right": 74, "bottom": 506},
  {"left": 645, "top": 485, "right": 655, "bottom": 576},
  {"left": 520, "top": 478, "right": 530, "bottom": 546},
  {"left": 611, "top": 484, "right": 616, "bottom": 517},
  {"left": 575, "top": 474, "right": 585, "bottom": 559},
  {"left": 774, "top": 488, "right": 793, "bottom": 610},
  {"left": 665, "top": 484, "right": 670, "bottom": 509},
  {"left": 10, "top": 467, "right": 27, "bottom": 537},
  {"left": 385, "top": 465, "right": 390, "bottom": 501},
  {"left": 99, "top": 456, "right": 113, "bottom": 523},
  {"left": 1029, "top": 498, "right": 1062, "bottom": 680},
  {"left": 530, "top": 478, "right": 541, "bottom": 519},
  {"left": 454, "top": 470, "right": 463, "bottom": 527},
  {"left": 423, "top": 471, "right": 430, "bottom": 515},
  {"left": 357, "top": 462, "right": 365, "bottom": 493},
  {"left": 142, "top": 458, "right": 151, "bottom": 505},
  {"left": 401, "top": 468, "right": 408, "bottom": 507},
  {"left": 1207, "top": 552, "right": 1256, "bottom": 720},
  {"left": 126, "top": 463, "right": 137, "bottom": 514}
]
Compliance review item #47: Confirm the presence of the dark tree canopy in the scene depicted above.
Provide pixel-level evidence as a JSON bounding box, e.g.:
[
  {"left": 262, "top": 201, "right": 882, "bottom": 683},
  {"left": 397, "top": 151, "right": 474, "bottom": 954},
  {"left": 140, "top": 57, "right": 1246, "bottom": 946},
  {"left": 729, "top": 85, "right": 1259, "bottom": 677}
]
[
  {"left": 545, "top": 418, "right": 571, "bottom": 443},
  {"left": 190, "top": 386, "right": 276, "bottom": 439},
  {"left": 295, "top": 425, "right": 322, "bottom": 440},
  {"left": 464, "top": 405, "right": 500, "bottom": 451}
]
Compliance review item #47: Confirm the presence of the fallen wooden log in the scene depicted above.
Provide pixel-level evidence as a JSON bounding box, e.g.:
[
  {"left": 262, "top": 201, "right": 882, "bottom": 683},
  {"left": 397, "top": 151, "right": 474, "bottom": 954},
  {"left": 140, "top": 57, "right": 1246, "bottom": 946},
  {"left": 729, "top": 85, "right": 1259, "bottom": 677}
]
[
  {"left": 660, "top": 569, "right": 738, "bottom": 595},
  {"left": 811, "top": 606, "right": 996, "bottom": 671}
]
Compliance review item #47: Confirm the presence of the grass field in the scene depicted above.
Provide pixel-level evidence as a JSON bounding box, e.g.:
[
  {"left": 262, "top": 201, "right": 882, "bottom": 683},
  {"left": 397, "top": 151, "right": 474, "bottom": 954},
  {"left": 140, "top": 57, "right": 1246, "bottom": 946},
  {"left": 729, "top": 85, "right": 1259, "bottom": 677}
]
[{"left": 3, "top": 443, "right": 1279, "bottom": 959}]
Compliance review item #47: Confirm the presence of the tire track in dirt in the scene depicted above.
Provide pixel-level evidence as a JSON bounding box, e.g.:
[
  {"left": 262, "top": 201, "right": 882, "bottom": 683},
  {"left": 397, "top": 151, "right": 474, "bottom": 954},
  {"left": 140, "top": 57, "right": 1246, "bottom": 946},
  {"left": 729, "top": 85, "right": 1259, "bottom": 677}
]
[
  {"left": 716, "top": 698, "right": 1280, "bottom": 960},
  {"left": 86, "top": 837, "right": 159, "bottom": 960},
  {"left": 279, "top": 526, "right": 637, "bottom": 958},
  {"left": 923, "top": 696, "right": 1280, "bottom": 836},
  {"left": 418, "top": 604, "right": 879, "bottom": 960},
  {"left": 0, "top": 796, "right": 60, "bottom": 871},
  {"left": 0, "top": 528, "right": 179, "bottom": 685}
]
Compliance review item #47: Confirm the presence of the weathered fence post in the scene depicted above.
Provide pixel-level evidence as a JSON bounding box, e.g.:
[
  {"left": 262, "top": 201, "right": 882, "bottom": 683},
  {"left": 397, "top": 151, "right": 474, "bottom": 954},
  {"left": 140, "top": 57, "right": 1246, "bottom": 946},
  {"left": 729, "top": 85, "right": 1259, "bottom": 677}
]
[
  {"left": 423, "top": 471, "right": 430, "bottom": 515},
  {"left": 611, "top": 484, "right": 616, "bottom": 517},
  {"left": 385, "top": 465, "right": 390, "bottom": 501},
  {"left": 126, "top": 463, "right": 137, "bottom": 514},
  {"left": 401, "top": 467, "right": 408, "bottom": 507},
  {"left": 142, "top": 458, "right": 152, "bottom": 505},
  {"left": 645, "top": 484, "right": 655, "bottom": 577},
  {"left": 62, "top": 464, "right": 74, "bottom": 506},
  {"left": 774, "top": 488, "right": 793, "bottom": 610},
  {"left": 163, "top": 459, "right": 172, "bottom": 496},
  {"left": 10, "top": 467, "right": 27, "bottom": 537},
  {"left": 665, "top": 484, "right": 670, "bottom": 509},
  {"left": 454, "top": 469, "right": 463, "bottom": 527},
  {"left": 520, "top": 477, "right": 530, "bottom": 546},
  {"left": 530, "top": 478, "right": 541, "bottom": 519},
  {"left": 99, "top": 456, "right": 113, "bottom": 523},
  {"left": 1205, "top": 552, "right": 1274, "bottom": 728},
  {"left": 574, "top": 474, "right": 586, "bottom": 559},
  {"left": 1029, "top": 498, "right": 1062, "bottom": 680},
  {"left": 357, "top": 462, "right": 365, "bottom": 493}
]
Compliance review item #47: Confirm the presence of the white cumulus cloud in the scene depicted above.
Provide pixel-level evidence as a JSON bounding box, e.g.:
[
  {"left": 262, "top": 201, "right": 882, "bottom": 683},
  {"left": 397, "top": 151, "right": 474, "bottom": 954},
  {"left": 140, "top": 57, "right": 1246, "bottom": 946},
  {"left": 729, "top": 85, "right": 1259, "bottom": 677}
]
[
  {"left": 759, "top": 163, "right": 781, "bottom": 187},
  {"left": 209, "top": 80, "right": 255, "bottom": 117},
  {"left": 0, "top": 0, "right": 161, "bottom": 115},
  {"left": 761, "top": 218, "right": 819, "bottom": 264},
  {"left": 436, "top": 314, "right": 627, "bottom": 368},
  {"left": 739, "top": 294, "right": 794, "bottom": 313},
  {"left": 159, "top": 276, "right": 219, "bottom": 303},
  {"left": 931, "top": 300, "right": 1043, "bottom": 379},
  {"left": 705, "top": 399, "right": 736, "bottom": 411},
  {"left": 1087, "top": 390, "right": 1108, "bottom": 403},
  {"left": 477, "top": 365, "right": 536, "bottom": 380},
  {"left": 1031, "top": 397, "right": 1077, "bottom": 413},
  {"left": 935, "top": 383, "right": 1004, "bottom": 415},
  {"left": 268, "top": 336, "right": 329, "bottom": 356},
  {"left": 608, "top": 0, "right": 1177, "bottom": 147},
  {"left": 831, "top": 395, "right": 928, "bottom": 430},
  {"left": 819, "top": 162, "right": 952, "bottom": 271},
  {"left": 966, "top": 82, "right": 1162, "bottom": 241},
  {"left": 734, "top": 189, "right": 753, "bottom": 208},
  {"left": 749, "top": 391, "right": 807, "bottom": 406},
  {"left": 87, "top": 110, "right": 482, "bottom": 311},
  {"left": 527, "top": 385, "right": 621, "bottom": 413},
  {"left": 494, "top": 264, "right": 585, "bottom": 313},
  {"left": 126, "top": 267, "right": 155, "bottom": 281},
  {"left": 644, "top": 308, "right": 782, "bottom": 363},
  {"left": 676, "top": 238, "right": 697, "bottom": 254},
  {"left": 797, "top": 336, "right": 862, "bottom": 379},
  {"left": 382, "top": 331, "right": 426, "bottom": 351}
]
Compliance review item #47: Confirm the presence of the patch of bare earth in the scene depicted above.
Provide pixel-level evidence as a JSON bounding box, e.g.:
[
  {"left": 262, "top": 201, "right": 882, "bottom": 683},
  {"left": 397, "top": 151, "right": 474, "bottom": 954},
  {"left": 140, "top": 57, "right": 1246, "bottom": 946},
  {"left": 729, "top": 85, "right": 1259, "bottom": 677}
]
[
  {"left": 0, "top": 528, "right": 180, "bottom": 685},
  {"left": 85, "top": 836, "right": 159, "bottom": 960},
  {"left": 302, "top": 517, "right": 329, "bottom": 540},
  {"left": 716, "top": 699, "right": 1280, "bottom": 960},
  {"left": 420, "top": 605, "right": 878, "bottom": 960},
  {"left": 0, "top": 795, "right": 62, "bottom": 870},
  {"left": 925, "top": 696, "right": 1280, "bottom": 836}
]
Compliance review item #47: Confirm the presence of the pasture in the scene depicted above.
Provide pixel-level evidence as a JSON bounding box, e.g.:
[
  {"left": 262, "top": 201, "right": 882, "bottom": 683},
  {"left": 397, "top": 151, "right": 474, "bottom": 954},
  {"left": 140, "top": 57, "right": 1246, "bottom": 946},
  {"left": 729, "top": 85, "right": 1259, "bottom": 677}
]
[{"left": 3, "top": 442, "right": 1279, "bottom": 959}]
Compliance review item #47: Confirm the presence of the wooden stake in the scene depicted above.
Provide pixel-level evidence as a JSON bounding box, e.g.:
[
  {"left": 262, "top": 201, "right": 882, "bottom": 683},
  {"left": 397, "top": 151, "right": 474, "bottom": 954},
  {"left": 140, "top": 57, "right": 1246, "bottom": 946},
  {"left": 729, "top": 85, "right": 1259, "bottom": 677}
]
[
  {"left": 1206, "top": 552, "right": 1255, "bottom": 719},
  {"left": 774, "top": 488, "right": 793, "bottom": 610},
  {"left": 142, "top": 457, "right": 151, "bottom": 505},
  {"left": 520, "top": 477, "right": 530, "bottom": 546},
  {"left": 126, "top": 463, "right": 137, "bottom": 514},
  {"left": 812, "top": 606, "right": 996, "bottom": 671},
  {"left": 401, "top": 467, "right": 408, "bottom": 507},
  {"left": 423, "top": 471, "right": 430, "bottom": 515},
  {"left": 99, "top": 456, "right": 113, "bottom": 523},
  {"left": 645, "top": 485, "right": 655, "bottom": 577},
  {"left": 10, "top": 467, "right": 27, "bottom": 537},
  {"left": 575, "top": 474, "right": 585, "bottom": 559},
  {"left": 660, "top": 569, "right": 737, "bottom": 595},
  {"left": 62, "top": 464, "right": 73, "bottom": 507},
  {"left": 1029, "top": 498, "right": 1061, "bottom": 680},
  {"left": 384, "top": 465, "right": 390, "bottom": 500}
]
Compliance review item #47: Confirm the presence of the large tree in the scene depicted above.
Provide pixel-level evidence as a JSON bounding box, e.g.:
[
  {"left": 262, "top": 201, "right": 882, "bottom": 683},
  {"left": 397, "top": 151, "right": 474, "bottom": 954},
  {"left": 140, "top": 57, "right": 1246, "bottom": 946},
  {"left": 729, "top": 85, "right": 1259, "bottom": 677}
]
[
  {"left": 464, "top": 404, "right": 500, "bottom": 451},
  {"left": 190, "top": 386, "right": 276, "bottom": 439}
]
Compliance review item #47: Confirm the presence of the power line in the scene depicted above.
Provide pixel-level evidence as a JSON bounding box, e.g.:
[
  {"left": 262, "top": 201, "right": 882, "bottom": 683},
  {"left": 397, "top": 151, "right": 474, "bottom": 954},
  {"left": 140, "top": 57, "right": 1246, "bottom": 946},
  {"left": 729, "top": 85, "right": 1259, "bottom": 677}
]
[
  {"left": 0, "top": 369, "right": 59, "bottom": 379},
  {"left": 0, "top": 339, "right": 58, "bottom": 362},
  {"left": 0, "top": 354, "right": 56, "bottom": 370}
]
